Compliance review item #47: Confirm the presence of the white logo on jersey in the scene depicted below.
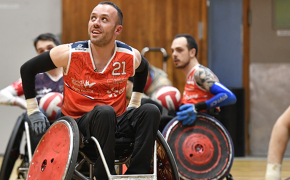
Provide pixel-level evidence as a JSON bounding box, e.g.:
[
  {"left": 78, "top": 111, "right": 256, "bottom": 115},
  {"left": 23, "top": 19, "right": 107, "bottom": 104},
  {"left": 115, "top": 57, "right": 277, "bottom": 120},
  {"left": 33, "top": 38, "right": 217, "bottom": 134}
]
[
  {"left": 107, "top": 87, "right": 125, "bottom": 98},
  {"left": 37, "top": 87, "right": 52, "bottom": 94},
  {"left": 74, "top": 44, "right": 87, "bottom": 52},
  {"left": 107, "top": 87, "right": 118, "bottom": 97},
  {"left": 71, "top": 78, "right": 95, "bottom": 89},
  {"left": 185, "top": 94, "right": 199, "bottom": 101},
  {"left": 187, "top": 74, "right": 195, "bottom": 85},
  {"left": 36, "top": 87, "right": 52, "bottom": 99},
  {"left": 84, "top": 80, "right": 96, "bottom": 88}
]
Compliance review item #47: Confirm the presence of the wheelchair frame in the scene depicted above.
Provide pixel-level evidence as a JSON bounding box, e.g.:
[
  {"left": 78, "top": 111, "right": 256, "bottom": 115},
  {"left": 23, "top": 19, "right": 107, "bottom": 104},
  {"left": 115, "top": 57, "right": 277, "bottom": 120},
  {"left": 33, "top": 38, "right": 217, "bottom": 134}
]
[
  {"left": 0, "top": 111, "right": 235, "bottom": 180},
  {"left": 0, "top": 113, "right": 33, "bottom": 180},
  {"left": 26, "top": 116, "right": 179, "bottom": 180}
]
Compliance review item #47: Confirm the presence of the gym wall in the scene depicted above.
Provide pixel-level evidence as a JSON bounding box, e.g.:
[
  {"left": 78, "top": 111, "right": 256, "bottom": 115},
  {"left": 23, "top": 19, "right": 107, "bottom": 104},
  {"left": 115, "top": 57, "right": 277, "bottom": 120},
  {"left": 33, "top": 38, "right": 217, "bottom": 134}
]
[
  {"left": 249, "top": 0, "right": 290, "bottom": 156},
  {"left": 207, "top": 0, "right": 245, "bottom": 156}
]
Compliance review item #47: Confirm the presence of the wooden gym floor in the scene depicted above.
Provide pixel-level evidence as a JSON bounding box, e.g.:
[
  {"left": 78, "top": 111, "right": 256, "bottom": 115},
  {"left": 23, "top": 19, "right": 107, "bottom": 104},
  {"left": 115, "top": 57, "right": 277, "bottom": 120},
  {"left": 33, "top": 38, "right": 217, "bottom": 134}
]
[{"left": 1, "top": 156, "right": 290, "bottom": 180}]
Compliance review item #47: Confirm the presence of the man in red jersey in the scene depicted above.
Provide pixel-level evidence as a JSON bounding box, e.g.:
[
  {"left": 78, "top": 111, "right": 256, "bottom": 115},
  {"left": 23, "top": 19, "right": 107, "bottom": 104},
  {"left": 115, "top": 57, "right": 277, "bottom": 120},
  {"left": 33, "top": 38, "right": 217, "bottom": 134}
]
[
  {"left": 20, "top": 2, "right": 160, "bottom": 179},
  {"left": 171, "top": 34, "right": 236, "bottom": 125}
]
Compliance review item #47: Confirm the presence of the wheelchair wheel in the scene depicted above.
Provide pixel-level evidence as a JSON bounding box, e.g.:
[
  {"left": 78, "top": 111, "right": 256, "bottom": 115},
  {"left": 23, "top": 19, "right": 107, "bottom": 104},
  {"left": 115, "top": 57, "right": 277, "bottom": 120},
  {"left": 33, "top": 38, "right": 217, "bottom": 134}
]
[
  {"left": 162, "top": 113, "right": 234, "bottom": 180},
  {"left": 0, "top": 113, "right": 25, "bottom": 180},
  {"left": 150, "top": 131, "right": 179, "bottom": 180},
  {"left": 26, "top": 116, "right": 79, "bottom": 180}
]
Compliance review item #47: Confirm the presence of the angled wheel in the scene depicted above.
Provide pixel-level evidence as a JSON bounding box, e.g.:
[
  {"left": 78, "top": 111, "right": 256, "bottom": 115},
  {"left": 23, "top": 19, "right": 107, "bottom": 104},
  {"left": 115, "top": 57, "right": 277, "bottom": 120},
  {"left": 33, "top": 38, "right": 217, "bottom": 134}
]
[
  {"left": 26, "top": 116, "right": 79, "bottom": 180},
  {"left": 162, "top": 113, "right": 234, "bottom": 180},
  {"left": 150, "top": 131, "right": 179, "bottom": 180},
  {"left": 0, "top": 113, "right": 25, "bottom": 180}
]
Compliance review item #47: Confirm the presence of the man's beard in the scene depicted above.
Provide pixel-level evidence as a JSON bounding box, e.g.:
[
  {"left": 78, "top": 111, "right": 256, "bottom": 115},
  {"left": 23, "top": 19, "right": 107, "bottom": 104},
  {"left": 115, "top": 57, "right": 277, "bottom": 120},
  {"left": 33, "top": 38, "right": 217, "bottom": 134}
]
[
  {"left": 90, "top": 27, "right": 115, "bottom": 47},
  {"left": 175, "top": 59, "right": 190, "bottom": 69},
  {"left": 90, "top": 33, "right": 114, "bottom": 47}
]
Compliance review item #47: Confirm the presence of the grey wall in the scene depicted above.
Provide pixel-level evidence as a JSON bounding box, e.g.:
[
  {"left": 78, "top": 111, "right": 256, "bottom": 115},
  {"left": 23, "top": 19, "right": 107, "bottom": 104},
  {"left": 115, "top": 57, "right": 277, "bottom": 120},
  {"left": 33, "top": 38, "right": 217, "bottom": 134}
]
[
  {"left": 208, "top": 0, "right": 290, "bottom": 156},
  {"left": 0, "top": 0, "right": 61, "bottom": 154},
  {"left": 249, "top": 0, "right": 290, "bottom": 156},
  {"left": 250, "top": 0, "right": 290, "bottom": 63},
  {"left": 250, "top": 63, "right": 290, "bottom": 156}
]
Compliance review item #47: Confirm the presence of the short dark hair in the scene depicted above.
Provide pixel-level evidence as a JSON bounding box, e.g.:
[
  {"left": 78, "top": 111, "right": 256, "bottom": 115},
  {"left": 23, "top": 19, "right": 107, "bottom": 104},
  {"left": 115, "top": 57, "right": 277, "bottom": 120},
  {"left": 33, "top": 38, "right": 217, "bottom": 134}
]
[
  {"left": 98, "top": 1, "right": 123, "bottom": 25},
  {"left": 33, "top": 33, "right": 61, "bottom": 50},
  {"left": 174, "top": 34, "right": 198, "bottom": 57}
]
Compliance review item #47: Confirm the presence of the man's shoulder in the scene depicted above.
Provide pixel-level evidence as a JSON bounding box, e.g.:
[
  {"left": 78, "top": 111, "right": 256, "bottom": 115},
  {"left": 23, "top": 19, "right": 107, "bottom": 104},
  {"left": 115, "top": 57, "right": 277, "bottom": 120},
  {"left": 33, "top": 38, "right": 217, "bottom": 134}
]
[
  {"left": 71, "top": 41, "right": 89, "bottom": 50},
  {"left": 194, "top": 64, "right": 219, "bottom": 82},
  {"left": 197, "top": 64, "right": 209, "bottom": 70},
  {"left": 116, "top": 40, "right": 133, "bottom": 52},
  {"left": 195, "top": 64, "right": 215, "bottom": 74}
]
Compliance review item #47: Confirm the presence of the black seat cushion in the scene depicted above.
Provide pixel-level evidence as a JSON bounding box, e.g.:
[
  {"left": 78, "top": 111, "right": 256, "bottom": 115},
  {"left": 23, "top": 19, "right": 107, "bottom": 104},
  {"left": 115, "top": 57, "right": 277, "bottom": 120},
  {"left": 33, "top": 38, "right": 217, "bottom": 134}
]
[
  {"left": 115, "top": 137, "right": 134, "bottom": 160},
  {"left": 78, "top": 136, "right": 135, "bottom": 162}
]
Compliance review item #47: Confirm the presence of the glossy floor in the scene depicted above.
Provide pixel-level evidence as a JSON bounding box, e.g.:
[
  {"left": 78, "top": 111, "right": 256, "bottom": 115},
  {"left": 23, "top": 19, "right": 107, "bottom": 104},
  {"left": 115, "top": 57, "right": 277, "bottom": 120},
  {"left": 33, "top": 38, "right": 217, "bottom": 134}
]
[
  {"left": 230, "top": 157, "right": 290, "bottom": 180},
  {"left": 1, "top": 156, "right": 290, "bottom": 180}
]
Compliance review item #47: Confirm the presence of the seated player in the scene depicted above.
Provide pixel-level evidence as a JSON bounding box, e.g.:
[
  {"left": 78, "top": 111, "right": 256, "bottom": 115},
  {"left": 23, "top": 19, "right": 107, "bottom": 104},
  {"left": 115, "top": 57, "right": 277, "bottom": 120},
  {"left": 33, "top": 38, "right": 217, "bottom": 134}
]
[
  {"left": 0, "top": 33, "right": 63, "bottom": 151},
  {"left": 168, "top": 34, "right": 237, "bottom": 126},
  {"left": 20, "top": 2, "right": 160, "bottom": 179},
  {"left": 129, "top": 34, "right": 236, "bottom": 131}
]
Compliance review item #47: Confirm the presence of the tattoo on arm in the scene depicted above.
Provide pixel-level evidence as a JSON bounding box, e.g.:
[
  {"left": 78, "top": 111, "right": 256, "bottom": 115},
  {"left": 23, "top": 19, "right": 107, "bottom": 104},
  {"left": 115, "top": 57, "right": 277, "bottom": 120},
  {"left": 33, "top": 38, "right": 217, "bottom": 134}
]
[{"left": 194, "top": 66, "right": 218, "bottom": 91}]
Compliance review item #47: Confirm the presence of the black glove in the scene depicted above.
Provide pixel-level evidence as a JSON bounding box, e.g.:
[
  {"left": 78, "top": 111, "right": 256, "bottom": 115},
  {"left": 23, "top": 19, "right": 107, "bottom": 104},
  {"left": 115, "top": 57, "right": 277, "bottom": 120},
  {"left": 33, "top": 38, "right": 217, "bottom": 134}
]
[{"left": 28, "top": 111, "right": 50, "bottom": 136}]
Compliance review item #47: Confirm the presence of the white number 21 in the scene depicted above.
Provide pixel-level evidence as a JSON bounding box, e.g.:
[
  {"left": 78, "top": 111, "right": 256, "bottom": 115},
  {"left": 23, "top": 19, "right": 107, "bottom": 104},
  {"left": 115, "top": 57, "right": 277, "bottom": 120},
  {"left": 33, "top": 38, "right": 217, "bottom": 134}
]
[{"left": 112, "top": 61, "right": 126, "bottom": 75}]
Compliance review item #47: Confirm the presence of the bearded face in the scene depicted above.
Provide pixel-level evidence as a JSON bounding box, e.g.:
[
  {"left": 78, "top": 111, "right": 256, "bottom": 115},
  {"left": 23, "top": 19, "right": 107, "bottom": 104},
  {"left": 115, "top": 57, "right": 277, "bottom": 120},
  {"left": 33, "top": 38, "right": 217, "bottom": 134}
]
[
  {"left": 171, "top": 38, "right": 192, "bottom": 69},
  {"left": 88, "top": 4, "right": 120, "bottom": 47}
]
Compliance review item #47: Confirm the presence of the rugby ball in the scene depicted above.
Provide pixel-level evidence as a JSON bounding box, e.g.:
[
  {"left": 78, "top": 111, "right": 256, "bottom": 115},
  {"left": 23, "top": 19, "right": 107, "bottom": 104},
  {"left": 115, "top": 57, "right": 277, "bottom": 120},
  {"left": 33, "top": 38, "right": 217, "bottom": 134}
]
[
  {"left": 39, "top": 92, "right": 63, "bottom": 120},
  {"left": 152, "top": 86, "right": 181, "bottom": 111}
]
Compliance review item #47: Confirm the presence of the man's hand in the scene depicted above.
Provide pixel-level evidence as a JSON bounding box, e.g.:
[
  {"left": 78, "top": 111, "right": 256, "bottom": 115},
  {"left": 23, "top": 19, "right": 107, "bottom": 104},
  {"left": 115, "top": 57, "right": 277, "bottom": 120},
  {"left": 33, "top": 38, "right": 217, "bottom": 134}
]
[
  {"left": 176, "top": 104, "right": 197, "bottom": 125},
  {"left": 28, "top": 111, "right": 50, "bottom": 136}
]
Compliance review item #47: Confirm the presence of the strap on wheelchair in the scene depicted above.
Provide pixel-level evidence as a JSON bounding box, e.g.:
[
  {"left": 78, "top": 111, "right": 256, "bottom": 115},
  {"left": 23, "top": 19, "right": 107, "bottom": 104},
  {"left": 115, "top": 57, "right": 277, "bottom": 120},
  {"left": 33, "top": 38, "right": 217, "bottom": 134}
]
[{"left": 79, "top": 133, "right": 88, "bottom": 148}]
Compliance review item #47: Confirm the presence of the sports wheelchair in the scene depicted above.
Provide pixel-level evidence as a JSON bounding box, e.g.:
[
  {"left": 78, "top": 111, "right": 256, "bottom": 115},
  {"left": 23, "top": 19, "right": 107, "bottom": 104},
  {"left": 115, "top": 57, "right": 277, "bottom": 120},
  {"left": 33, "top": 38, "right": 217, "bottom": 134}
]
[
  {"left": 0, "top": 113, "right": 33, "bottom": 180},
  {"left": 0, "top": 110, "right": 61, "bottom": 180},
  {"left": 161, "top": 113, "right": 234, "bottom": 180},
  {"left": 16, "top": 116, "right": 179, "bottom": 180}
]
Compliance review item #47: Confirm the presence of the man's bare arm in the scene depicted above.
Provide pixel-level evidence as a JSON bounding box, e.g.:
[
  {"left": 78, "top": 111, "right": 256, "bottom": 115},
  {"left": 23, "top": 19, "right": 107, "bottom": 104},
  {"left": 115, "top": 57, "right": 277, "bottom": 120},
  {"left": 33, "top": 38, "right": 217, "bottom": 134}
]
[
  {"left": 194, "top": 66, "right": 218, "bottom": 91},
  {"left": 133, "top": 48, "right": 141, "bottom": 70},
  {"left": 128, "top": 48, "right": 148, "bottom": 108},
  {"left": 50, "top": 44, "right": 70, "bottom": 71}
]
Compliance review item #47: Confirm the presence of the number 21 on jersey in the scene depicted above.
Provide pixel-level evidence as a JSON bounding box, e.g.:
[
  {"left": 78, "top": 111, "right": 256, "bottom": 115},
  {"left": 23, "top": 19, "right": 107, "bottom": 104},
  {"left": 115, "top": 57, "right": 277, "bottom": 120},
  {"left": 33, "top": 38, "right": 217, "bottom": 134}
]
[{"left": 112, "top": 61, "right": 126, "bottom": 75}]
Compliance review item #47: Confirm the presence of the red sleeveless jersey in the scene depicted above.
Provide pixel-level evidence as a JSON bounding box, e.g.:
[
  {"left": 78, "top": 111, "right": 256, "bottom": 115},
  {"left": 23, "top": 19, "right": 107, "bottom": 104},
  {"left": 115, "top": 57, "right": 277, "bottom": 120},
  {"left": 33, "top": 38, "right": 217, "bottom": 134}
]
[
  {"left": 181, "top": 64, "right": 218, "bottom": 105},
  {"left": 62, "top": 40, "right": 135, "bottom": 118}
]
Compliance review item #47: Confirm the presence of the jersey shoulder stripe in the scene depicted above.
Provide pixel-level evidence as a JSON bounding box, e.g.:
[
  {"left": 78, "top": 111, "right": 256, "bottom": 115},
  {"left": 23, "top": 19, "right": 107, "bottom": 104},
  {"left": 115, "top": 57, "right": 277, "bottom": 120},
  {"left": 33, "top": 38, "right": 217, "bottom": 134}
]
[
  {"left": 71, "top": 41, "right": 89, "bottom": 52},
  {"left": 116, "top": 40, "right": 132, "bottom": 51}
]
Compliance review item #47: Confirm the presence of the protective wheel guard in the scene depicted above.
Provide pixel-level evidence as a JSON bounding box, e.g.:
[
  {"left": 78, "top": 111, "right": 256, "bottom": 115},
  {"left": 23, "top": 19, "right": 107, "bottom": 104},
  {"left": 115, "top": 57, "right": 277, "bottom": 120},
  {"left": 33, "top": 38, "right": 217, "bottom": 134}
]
[
  {"left": 0, "top": 113, "right": 25, "bottom": 180},
  {"left": 27, "top": 116, "right": 79, "bottom": 180},
  {"left": 149, "top": 131, "right": 179, "bottom": 180},
  {"left": 162, "top": 113, "right": 234, "bottom": 180}
]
